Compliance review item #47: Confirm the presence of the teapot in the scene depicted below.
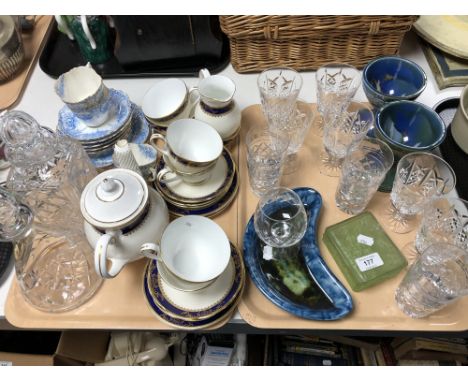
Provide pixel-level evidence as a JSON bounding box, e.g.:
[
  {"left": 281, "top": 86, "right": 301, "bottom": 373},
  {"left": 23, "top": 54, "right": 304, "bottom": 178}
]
[
  {"left": 193, "top": 69, "right": 241, "bottom": 142},
  {"left": 80, "top": 168, "right": 169, "bottom": 278}
]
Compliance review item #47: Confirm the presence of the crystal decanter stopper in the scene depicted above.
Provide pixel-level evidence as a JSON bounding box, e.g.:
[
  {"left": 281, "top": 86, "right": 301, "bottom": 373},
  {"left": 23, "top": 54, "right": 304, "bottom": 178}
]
[{"left": 0, "top": 110, "right": 96, "bottom": 237}]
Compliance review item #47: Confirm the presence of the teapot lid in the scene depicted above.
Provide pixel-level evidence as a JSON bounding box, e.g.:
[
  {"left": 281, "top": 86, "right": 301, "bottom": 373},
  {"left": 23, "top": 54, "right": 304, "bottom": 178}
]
[{"left": 80, "top": 168, "right": 148, "bottom": 229}]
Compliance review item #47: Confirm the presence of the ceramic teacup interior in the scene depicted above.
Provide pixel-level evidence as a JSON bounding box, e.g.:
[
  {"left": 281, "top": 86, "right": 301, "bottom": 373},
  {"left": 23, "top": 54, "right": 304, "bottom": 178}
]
[
  {"left": 166, "top": 119, "right": 223, "bottom": 163},
  {"left": 364, "top": 57, "right": 426, "bottom": 98},
  {"left": 160, "top": 215, "right": 231, "bottom": 283},
  {"left": 199, "top": 75, "right": 235, "bottom": 103},
  {"left": 142, "top": 78, "right": 187, "bottom": 120},
  {"left": 58, "top": 66, "right": 103, "bottom": 104},
  {"left": 377, "top": 101, "right": 445, "bottom": 150}
]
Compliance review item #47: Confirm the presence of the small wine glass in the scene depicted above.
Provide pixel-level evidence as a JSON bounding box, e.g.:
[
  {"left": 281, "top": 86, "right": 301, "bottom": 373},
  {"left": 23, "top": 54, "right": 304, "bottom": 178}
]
[
  {"left": 254, "top": 187, "right": 308, "bottom": 248},
  {"left": 314, "top": 63, "right": 361, "bottom": 137},
  {"left": 271, "top": 99, "right": 314, "bottom": 175},
  {"left": 387, "top": 152, "right": 456, "bottom": 234},
  {"left": 320, "top": 101, "right": 374, "bottom": 177},
  {"left": 257, "top": 67, "right": 303, "bottom": 131},
  {"left": 402, "top": 197, "right": 468, "bottom": 265}
]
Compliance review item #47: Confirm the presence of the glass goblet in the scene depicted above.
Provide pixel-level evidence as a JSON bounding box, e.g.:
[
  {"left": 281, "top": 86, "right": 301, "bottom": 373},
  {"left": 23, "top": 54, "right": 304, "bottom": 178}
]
[
  {"left": 254, "top": 187, "right": 308, "bottom": 248},
  {"left": 387, "top": 152, "right": 456, "bottom": 234},
  {"left": 402, "top": 197, "right": 468, "bottom": 265},
  {"left": 314, "top": 63, "right": 361, "bottom": 136},
  {"left": 273, "top": 99, "right": 314, "bottom": 175},
  {"left": 257, "top": 67, "right": 303, "bottom": 131},
  {"left": 320, "top": 101, "right": 374, "bottom": 177}
]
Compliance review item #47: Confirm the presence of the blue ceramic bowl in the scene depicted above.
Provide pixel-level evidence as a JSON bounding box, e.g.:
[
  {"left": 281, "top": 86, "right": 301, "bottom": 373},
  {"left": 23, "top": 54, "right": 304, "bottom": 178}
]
[
  {"left": 363, "top": 56, "right": 427, "bottom": 108},
  {"left": 375, "top": 100, "right": 446, "bottom": 157}
]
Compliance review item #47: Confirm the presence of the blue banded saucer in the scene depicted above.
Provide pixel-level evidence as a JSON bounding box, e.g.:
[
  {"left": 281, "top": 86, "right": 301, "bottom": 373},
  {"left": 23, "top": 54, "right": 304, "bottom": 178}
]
[
  {"left": 146, "top": 242, "right": 244, "bottom": 321},
  {"left": 58, "top": 89, "right": 131, "bottom": 142},
  {"left": 243, "top": 187, "right": 354, "bottom": 321},
  {"left": 143, "top": 263, "right": 239, "bottom": 329},
  {"left": 163, "top": 166, "right": 239, "bottom": 217},
  {"left": 88, "top": 104, "right": 150, "bottom": 168},
  {"left": 154, "top": 148, "right": 235, "bottom": 205}
]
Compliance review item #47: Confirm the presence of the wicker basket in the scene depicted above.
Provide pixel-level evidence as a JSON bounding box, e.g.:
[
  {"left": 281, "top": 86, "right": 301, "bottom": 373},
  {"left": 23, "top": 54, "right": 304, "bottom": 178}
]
[{"left": 219, "top": 16, "right": 418, "bottom": 73}]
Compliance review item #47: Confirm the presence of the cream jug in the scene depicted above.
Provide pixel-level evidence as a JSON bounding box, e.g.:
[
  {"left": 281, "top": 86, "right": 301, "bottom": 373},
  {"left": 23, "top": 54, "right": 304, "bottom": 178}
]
[{"left": 193, "top": 68, "right": 241, "bottom": 142}]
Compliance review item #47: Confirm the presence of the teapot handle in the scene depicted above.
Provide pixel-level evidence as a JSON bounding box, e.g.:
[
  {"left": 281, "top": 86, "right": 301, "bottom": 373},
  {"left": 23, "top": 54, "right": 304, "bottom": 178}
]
[{"left": 95, "top": 231, "right": 126, "bottom": 278}]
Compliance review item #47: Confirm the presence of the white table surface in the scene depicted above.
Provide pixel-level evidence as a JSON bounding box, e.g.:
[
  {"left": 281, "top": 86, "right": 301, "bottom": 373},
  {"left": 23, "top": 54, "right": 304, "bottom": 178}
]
[{"left": 0, "top": 30, "right": 464, "bottom": 326}]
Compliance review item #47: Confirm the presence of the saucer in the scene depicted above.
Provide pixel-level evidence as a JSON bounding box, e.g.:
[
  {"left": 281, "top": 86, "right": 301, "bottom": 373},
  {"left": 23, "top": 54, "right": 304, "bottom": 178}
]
[
  {"left": 144, "top": 271, "right": 239, "bottom": 330},
  {"left": 88, "top": 105, "right": 150, "bottom": 168},
  {"left": 162, "top": 166, "right": 239, "bottom": 217},
  {"left": 147, "top": 242, "right": 244, "bottom": 321},
  {"left": 158, "top": 260, "right": 215, "bottom": 292},
  {"left": 58, "top": 89, "right": 132, "bottom": 142},
  {"left": 154, "top": 148, "right": 235, "bottom": 205}
]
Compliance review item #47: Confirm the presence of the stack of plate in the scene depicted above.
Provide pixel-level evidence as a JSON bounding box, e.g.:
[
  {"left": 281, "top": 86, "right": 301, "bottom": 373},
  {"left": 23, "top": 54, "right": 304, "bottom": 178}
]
[
  {"left": 143, "top": 242, "right": 245, "bottom": 330},
  {"left": 58, "top": 89, "right": 150, "bottom": 168},
  {"left": 153, "top": 148, "right": 239, "bottom": 217}
]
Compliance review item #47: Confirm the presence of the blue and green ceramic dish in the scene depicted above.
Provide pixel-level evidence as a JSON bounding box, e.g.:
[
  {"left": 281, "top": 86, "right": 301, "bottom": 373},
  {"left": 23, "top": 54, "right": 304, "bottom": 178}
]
[{"left": 243, "top": 187, "right": 353, "bottom": 320}]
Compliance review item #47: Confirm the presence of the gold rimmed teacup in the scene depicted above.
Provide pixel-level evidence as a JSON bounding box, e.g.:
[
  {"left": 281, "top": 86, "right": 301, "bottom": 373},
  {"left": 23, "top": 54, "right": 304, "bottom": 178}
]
[{"left": 144, "top": 242, "right": 245, "bottom": 322}]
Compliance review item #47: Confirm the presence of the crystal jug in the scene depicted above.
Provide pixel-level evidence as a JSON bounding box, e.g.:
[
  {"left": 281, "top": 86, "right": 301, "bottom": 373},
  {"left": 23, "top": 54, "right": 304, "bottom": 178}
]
[{"left": 0, "top": 111, "right": 102, "bottom": 312}]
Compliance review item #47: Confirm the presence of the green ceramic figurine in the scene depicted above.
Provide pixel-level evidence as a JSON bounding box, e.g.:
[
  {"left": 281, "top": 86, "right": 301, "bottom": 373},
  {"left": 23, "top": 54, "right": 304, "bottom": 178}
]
[{"left": 55, "top": 15, "right": 113, "bottom": 64}]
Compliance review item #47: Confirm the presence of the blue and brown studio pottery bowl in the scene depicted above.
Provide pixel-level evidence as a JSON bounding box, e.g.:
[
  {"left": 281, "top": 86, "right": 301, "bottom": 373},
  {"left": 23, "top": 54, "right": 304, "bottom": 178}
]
[
  {"left": 375, "top": 100, "right": 447, "bottom": 192},
  {"left": 363, "top": 56, "right": 427, "bottom": 108}
]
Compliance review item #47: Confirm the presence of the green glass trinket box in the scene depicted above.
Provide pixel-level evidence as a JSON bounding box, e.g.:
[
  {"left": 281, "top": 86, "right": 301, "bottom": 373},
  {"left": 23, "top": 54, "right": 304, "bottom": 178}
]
[{"left": 323, "top": 212, "right": 407, "bottom": 292}]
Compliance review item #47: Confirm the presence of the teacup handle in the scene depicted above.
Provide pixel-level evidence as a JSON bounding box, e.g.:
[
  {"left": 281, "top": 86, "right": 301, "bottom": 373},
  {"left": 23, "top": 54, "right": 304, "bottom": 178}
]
[
  {"left": 140, "top": 243, "right": 162, "bottom": 261},
  {"left": 95, "top": 231, "right": 127, "bottom": 279},
  {"left": 157, "top": 167, "right": 180, "bottom": 184},
  {"left": 199, "top": 68, "right": 211, "bottom": 80},
  {"left": 149, "top": 133, "right": 170, "bottom": 158}
]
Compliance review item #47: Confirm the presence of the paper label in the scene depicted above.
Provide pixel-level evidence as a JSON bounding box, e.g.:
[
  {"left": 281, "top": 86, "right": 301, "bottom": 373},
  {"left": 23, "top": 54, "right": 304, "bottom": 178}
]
[
  {"left": 262, "top": 246, "right": 273, "bottom": 261},
  {"left": 355, "top": 253, "right": 384, "bottom": 272},
  {"left": 357, "top": 234, "right": 374, "bottom": 246},
  {"left": 0, "top": 361, "right": 13, "bottom": 366}
]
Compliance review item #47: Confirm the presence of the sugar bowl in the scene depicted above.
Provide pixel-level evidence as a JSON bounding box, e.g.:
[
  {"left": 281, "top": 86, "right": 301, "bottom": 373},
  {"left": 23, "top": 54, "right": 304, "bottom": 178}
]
[{"left": 80, "top": 168, "right": 169, "bottom": 278}]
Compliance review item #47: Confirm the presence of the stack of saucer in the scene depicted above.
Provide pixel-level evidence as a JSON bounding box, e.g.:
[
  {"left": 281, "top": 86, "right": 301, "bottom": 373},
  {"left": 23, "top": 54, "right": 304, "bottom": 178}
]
[
  {"left": 144, "top": 243, "right": 244, "bottom": 330},
  {"left": 153, "top": 148, "right": 239, "bottom": 217},
  {"left": 143, "top": 216, "right": 245, "bottom": 330},
  {"left": 58, "top": 89, "right": 149, "bottom": 168}
]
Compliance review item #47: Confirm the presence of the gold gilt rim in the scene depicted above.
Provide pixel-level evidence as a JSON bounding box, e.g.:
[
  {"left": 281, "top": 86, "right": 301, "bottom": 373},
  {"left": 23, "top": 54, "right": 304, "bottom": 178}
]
[
  {"left": 154, "top": 148, "right": 237, "bottom": 205},
  {"left": 221, "top": 124, "right": 241, "bottom": 144},
  {"left": 145, "top": 243, "right": 245, "bottom": 322},
  {"left": 143, "top": 261, "right": 243, "bottom": 328},
  {"left": 167, "top": 169, "right": 239, "bottom": 219}
]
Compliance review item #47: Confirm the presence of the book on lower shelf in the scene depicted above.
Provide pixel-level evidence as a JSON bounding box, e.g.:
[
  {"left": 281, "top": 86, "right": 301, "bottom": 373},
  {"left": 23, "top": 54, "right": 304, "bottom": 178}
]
[
  {"left": 392, "top": 337, "right": 468, "bottom": 360},
  {"left": 400, "top": 350, "right": 468, "bottom": 364}
]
